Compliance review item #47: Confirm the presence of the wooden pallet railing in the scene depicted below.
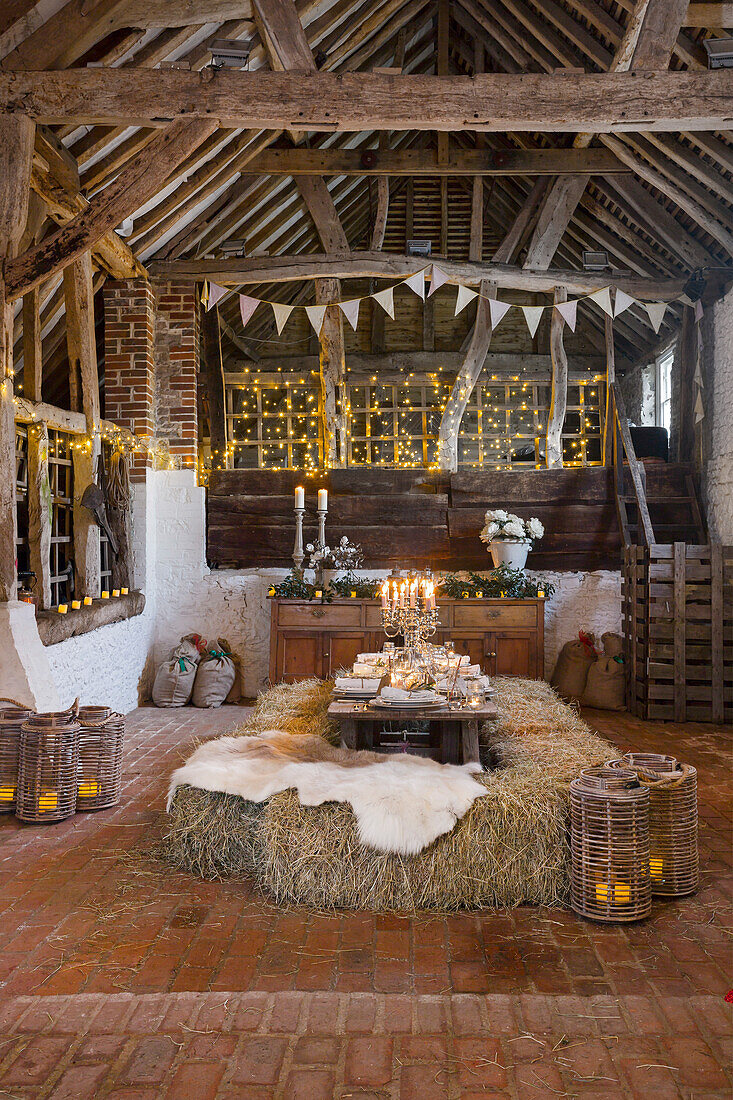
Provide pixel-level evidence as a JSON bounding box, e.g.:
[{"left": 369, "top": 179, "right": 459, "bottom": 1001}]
[{"left": 608, "top": 382, "right": 655, "bottom": 548}]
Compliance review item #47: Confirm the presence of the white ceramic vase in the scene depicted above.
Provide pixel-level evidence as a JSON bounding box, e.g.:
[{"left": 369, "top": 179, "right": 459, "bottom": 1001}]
[
  {"left": 321, "top": 568, "right": 339, "bottom": 588},
  {"left": 489, "top": 539, "right": 529, "bottom": 571}
]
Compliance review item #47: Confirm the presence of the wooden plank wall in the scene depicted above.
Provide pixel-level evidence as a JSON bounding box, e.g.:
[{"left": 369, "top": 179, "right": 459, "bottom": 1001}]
[
  {"left": 623, "top": 542, "right": 733, "bottom": 724},
  {"left": 207, "top": 467, "right": 623, "bottom": 571}
]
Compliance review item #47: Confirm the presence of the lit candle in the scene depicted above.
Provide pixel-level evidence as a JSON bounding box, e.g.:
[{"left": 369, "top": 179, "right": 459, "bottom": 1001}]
[
  {"left": 476, "top": 591, "right": 483, "bottom": 599},
  {"left": 650, "top": 858, "right": 663, "bottom": 878},
  {"left": 409, "top": 581, "right": 417, "bottom": 608},
  {"left": 101, "top": 591, "right": 109, "bottom": 599},
  {"left": 295, "top": 485, "right": 305, "bottom": 509},
  {"left": 595, "top": 882, "right": 630, "bottom": 905},
  {"left": 315, "top": 589, "right": 322, "bottom": 599},
  {"left": 83, "top": 596, "right": 92, "bottom": 606},
  {"left": 350, "top": 590, "right": 357, "bottom": 598},
  {"left": 57, "top": 604, "right": 68, "bottom": 614},
  {"left": 381, "top": 582, "right": 389, "bottom": 609},
  {"left": 121, "top": 587, "right": 128, "bottom": 595},
  {"left": 318, "top": 488, "right": 328, "bottom": 511},
  {"left": 38, "top": 790, "right": 58, "bottom": 811},
  {"left": 268, "top": 585, "right": 276, "bottom": 597},
  {"left": 537, "top": 589, "right": 545, "bottom": 598},
  {"left": 112, "top": 589, "right": 120, "bottom": 598},
  {"left": 71, "top": 600, "right": 81, "bottom": 610}
]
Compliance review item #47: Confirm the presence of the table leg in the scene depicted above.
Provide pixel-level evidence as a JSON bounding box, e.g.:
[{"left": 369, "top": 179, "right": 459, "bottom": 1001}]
[
  {"left": 340, "top": 718, "right": 357, "bottom": 751},
  {"left": 441, "top": 721, "right": 461, "bottom": 764},
  {"left": 461, "top": 719, "right": 480, "bottom": 764}
]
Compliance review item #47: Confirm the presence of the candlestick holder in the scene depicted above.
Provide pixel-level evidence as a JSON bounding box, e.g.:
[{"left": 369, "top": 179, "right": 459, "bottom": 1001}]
[
  {"left": 292, "top": 507, "right": 306, "bottom": 574},
  {"left": 317, "top": 507, "right": 327, "bottom": 549},
  {"left": 381, "top": 571, "right": 439, "bottom": 653}
]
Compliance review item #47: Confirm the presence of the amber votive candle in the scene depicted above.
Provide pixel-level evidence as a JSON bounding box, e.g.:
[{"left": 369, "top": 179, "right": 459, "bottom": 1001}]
[
  {"left": 71, "top": 600, "right": 81, "bottom": 610},
  {"left": 83, "top": 596, "right": 92, "bottom": 606},
  {"left": 101, "top": 591, "right": 109, "bottom": 599},
  {"left": 57, "top": 604, "right": 68, "bottom": 614}
]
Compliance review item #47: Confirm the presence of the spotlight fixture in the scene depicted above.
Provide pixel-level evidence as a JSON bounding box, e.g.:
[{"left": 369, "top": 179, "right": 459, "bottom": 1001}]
[
  {"left": 407, "top": 239, "right": 432, "bottom": 257},
  {"left": 207, "top": 39, "right": 252, "bottom": 69},
  {"left": 582, "top": 250, "right": 610, "bottom": 271},
  {"left": 703, "top": 37, "right": 733, "bottom": 68}
]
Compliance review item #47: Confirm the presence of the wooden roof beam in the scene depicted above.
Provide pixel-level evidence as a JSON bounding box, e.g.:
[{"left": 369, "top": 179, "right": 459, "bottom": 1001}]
[{"left": 3, "top": 69, "right": 731, "bottom": 132}]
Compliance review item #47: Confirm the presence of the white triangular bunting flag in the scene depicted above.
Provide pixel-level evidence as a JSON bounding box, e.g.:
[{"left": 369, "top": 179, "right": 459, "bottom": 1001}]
[
  {"left": 694, "top": 299, "right": 704, "bottom": 323},
  {"left": 488, "top": 298, "right": 512, "bottom": 329},
  {"left": 454, "top": 284, "right": 478, "bottom": 316},
  {"left": 206, "top": 282, "right": 227, "bottom": 311},
  {"left": 404, "top": 269, "right": 426, "bottom": 300},
  {"left": 694, "top": 390, "right": 705, "bottom": 423},
  {"left": 521, "top": 305, "right": 544, "bottom": 338},
  {"left": 693, "top": 361, "right": 704, "bottom": 388},
  {"left": 588, "top": 287, "right": 613, "bottom": 316},
  {"left": 556, "top": 299, "right": 578, "bottom": 331},
  {"left": 644, "top": 301, "right": 667, "bottom": 334},
  {"left": 305, "top": 304, "right": 327, "bottom": 336},
  {"left": 614, "top": 289, "right": 635, "bottom": 317},
  {"left": 428, "top": 265, "right": 449, "bottom": 296},
  {"left": 272, "top": 302, "right": 294, "bottom": 335},
  {"left": 339, "top": 298, "right": 360, "bottom": 331},
  {"left": 372, "top": 287, "right": 395, "bottom": 319},
  {"left": 239, "top": 295, "right": 259, "bottom": 329}
]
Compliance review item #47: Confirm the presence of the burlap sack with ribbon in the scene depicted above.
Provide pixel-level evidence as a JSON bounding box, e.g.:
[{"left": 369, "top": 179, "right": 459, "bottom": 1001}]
[
  {"left": 152, "top": 634, "right": 207, "bottom": 707},
  {"left": 602, "top": 632, "right": 625, "bottom": 659},
  {"left": 550, "top": 630, "right": 599, "bottom": 703},
  {"left": 582, "top": 655, "right": 626, "bottom": 711},
  {"left": 192, "top": 639, "right": 237, "bottom": 708}
]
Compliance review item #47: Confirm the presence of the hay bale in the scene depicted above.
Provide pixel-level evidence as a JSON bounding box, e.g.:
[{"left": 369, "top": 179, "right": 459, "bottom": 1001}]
[{"left": 161, "top": 677, "right": 614, "bottom": 911}]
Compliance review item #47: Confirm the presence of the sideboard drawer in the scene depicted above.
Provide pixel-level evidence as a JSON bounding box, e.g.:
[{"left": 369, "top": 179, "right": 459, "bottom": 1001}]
[
  {"left": 364, "top": 604, "right": 451, "bottom": 629},
  {"left": 278, "top": 603, "right": 363, "bottom": 627},
  {"left": 453, "top": 602, "right": 538, "bottom": 629}
]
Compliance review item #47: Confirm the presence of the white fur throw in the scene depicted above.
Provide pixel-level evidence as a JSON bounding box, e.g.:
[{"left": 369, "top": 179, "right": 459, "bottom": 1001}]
[{"left": 168, "top": 730, "right": 487, "bottom": 856}]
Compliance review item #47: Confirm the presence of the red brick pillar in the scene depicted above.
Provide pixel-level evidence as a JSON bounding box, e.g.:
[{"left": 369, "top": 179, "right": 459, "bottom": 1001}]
[
  {"left": 103, "top": 280, "right": 155, "bottom": 482},
  {"left": 153, "top": 279, "right": 199, "bottom": 471}
]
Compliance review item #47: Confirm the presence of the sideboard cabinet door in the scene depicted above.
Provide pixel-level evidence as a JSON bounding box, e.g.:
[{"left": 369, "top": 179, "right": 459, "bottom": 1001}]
[
  {"left": 277, "top": 631, "right": 324, "bottom": 682},
  {"left": 489, "top": 630, "right": 537, "bottom": 678},
  {"left": 325, "top": 633, "right": 370, "bottom": 677}
]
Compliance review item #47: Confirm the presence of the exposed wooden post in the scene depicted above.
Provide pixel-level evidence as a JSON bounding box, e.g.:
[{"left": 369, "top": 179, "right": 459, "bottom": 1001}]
[
  {"left": 201, "top": 303, "right": 228, "bottom": 470},
  {"left": 676, "top": 304, "right": 697, "bottom": 464},
  {"left": 603, "top": 311, "right": 615, "bottom": 466},
  {"left": 437, "top": 279, "right": 494, "bottom": 472},
  {"left": 0, "top": 113, "right": 34, "bottom": 602},
  {"left": 63, "top": 251, "right": 101, "bottom": 599},
  {"left": 315, "top": 277, "right": 347, "bottom": 468},
  {"left": 423, "top": 295, "right": 435, "bottom": 351},
  {"left": 27, "top": 421, "right": 52, "bottom": 608},
  {"left": 546, "top": 286, "right": 568, "bottom": 469}
]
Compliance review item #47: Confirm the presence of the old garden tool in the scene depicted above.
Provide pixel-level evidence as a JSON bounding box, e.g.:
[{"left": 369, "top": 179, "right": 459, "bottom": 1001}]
[{"left": 80, "top": 482, "right": 118, "bottom": 555}]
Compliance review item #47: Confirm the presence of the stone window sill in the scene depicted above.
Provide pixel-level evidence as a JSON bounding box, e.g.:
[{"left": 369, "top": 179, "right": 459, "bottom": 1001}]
[{"left": 37, "top": 591, "right": 146, "bottom": 646}]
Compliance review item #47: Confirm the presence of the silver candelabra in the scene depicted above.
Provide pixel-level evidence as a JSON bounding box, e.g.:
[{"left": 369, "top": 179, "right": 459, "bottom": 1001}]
[{"left": 381, "top": 572, "right": 439, "bottom": 650}]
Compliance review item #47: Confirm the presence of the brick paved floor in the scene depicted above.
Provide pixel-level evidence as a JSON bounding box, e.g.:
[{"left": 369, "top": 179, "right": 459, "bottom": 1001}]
[{"left": 0, "top": 704, "right": 730, "bottom": 1098}]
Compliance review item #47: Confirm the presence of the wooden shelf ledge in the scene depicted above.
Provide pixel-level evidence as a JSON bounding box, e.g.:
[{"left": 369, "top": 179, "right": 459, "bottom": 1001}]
[{"left": 37, "top": 591, "right": 146, "bottom": 646}]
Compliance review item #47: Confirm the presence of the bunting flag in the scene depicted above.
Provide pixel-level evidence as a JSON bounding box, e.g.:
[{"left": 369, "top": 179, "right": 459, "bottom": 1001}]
[
  {"left": 588, "top": 287, "right": 613, "bottom": 316},
  {"left": 372, "top": 286, "right": 395, "bottom": 319},
  {"left": 339, "top": 298, "right": 360, "bottom": 331},
  {"left": 305, "top": 304, "right": 327, "bottom": 336},
  {"left": 272, "top": 302, "right": 294, "bottom": 335},
  {"left": 454, "top": 284, "right": 477, "bottom": 316},
  {"left": 693, "top": 360, "right": 704, "bottom": 388},
  {"left": 521, "top": 305, "right": 544, "bottom": 338},
  {"left": 694, "top": 390, "right": 705, "bottom": 424},
  {"left": 555, "top": 299, "right": 578, "bottom": 332},
  {"left": 205, "top": 282, "right": 227, "bottom": 311},
  {"left": 404, "top": 269, "right": 426, "bottom": 300},
  {"left": 694, "top": 299, "right": 704, "bottom": 323},
  {"left": 614, "top": 289, "right": 635, "bottom": 317},
  {"left": 644, "top": 301, "right": 667, "bottom": 334},
  {"left": 428, "top": 264, "right": 449, "bottom": 296},
  {"left": 488, "top": 298, "right": 512, "bottom": 329},
  {"left": 239, "top": 294, "right": 259, "bottom": 329}
]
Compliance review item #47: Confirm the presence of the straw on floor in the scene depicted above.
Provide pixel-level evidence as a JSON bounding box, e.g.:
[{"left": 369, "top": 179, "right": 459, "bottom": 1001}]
[{"left": 162, "top": 677, "right": 613, "bottom": 910}]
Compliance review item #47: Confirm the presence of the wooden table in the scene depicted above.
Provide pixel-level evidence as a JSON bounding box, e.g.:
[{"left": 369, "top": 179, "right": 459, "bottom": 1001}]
[{"left": 328, "top": 698, "right": 499, "bottom": 765}]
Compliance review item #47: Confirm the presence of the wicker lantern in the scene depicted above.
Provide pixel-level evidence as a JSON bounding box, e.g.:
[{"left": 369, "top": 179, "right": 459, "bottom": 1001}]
[
  {"left": 607, "top": 753, "right": 698, "bottom": 897},
  {"left": 0, "top": 704, "right": 32, "bottom": 813},
  {"left": 76, "top": 706, "right": 125, "bottom": 811},
  {"left": 570, "top": 766, "right": 651, "bottom": 923},
  {"left": 17, "top": 710, "right": 80, "bottom": 823}
]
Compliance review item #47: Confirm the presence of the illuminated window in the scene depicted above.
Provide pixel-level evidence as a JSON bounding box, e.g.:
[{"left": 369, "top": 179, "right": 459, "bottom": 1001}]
[
  {"left": 226, "top": 378, "right": 322, "bottom": 469},
  {"left": 656, "top": 345, "right": 674, "bottom": 437},
  {"left": 48, "top": 430, "right": 74, "bottom": 608}
]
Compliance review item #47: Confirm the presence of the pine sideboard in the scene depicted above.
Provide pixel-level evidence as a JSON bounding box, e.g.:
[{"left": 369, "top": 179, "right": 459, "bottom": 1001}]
[{"left": 268, "top": 597, "right": 545, "bottom": 683}]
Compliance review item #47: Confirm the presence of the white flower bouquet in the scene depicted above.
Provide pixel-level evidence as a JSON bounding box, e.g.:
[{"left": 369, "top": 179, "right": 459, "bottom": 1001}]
[{"left": 479, "top": 510, "right": 545, "bottom": 545}]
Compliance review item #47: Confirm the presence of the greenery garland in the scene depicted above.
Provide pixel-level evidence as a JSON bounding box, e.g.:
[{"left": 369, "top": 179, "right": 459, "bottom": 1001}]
[{"left": 438, "top": 564, "right": 555, "bottom": 600}]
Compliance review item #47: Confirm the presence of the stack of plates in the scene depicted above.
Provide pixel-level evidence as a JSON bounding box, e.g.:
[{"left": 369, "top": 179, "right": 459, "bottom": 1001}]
[
  {"left": 333, "top": 677, "right": 383, "bottom": 701},
  {"left": 371, "top": 690, "right": 443, "bottom": 709}
]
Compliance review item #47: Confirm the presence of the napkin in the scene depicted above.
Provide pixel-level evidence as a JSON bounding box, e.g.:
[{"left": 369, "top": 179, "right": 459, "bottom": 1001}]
[
  {"left": 379, "top": 687, "right": 441, "bottom": 704},
  {"left": 335, "top": 676, "right": 382, "bottom": 693}
]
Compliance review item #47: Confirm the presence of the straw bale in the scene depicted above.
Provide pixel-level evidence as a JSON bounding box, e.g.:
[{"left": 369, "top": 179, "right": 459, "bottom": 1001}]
[{"left": 162, "top": 677, "right": 613, "bottom": 910}]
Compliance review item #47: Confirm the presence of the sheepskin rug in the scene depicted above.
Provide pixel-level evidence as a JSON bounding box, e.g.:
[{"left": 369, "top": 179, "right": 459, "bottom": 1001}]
[
  {"left": 163, "top": 677, "right": 614, "bottom": 911},
  {"left": 168, "top": 730, "right": 487, "bottom": 856}
]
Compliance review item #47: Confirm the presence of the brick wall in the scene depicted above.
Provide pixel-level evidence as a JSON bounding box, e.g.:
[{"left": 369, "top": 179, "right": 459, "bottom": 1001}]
[
  {"left": 103, "top": 280, "right": 155, "bottom": 482},
  {"left": 153, "top": 280, "right": 199, "bottom": 471}
]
